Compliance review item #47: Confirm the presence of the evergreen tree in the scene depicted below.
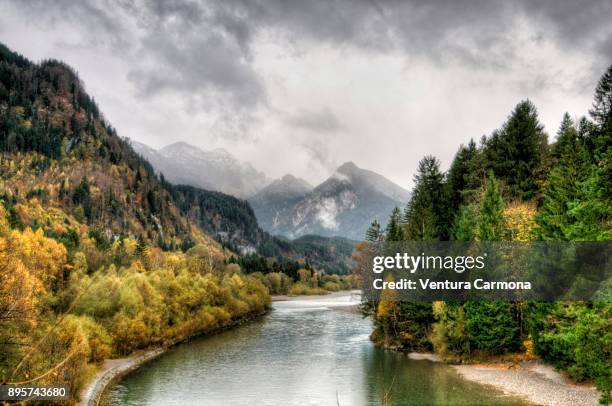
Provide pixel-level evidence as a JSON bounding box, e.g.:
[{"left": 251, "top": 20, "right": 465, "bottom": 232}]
[
  {"left": 365, "top": 219, "right": 382, "bottom": 241},
  {"left": 551, "top": 113, "right": 579, "bottom": 162},
  {"left": 445, "top": 140, "right": 478, "bottom": 234},
  {"left": 463, "top": 137, "right": 489, "bottom": 200},
  {"left": 476, "top": 174, "right": 505, "bottom": 241},
  {"left": 385, "top": 207, "right": 404, "bottom": 241},
  {"left": 451, "top": 204, "right": 477, "bottom": 241},
  {"left": 485, "top": 100, "right": 549, "bottom": 200},
  {"left": 535, "top": 132, "right": 591, "bottom": 240},
  {"left": 588, "top": 64, "right": 612, "bottom": 159},
  {"left": 404, "top": 156, "right": 446, "bottom": 240},
  {"left": 464, "top": 301, "right": 521, "bottom": 352},
  {"left": 565, "top": 149, "right": 612, "bottom": 240}
]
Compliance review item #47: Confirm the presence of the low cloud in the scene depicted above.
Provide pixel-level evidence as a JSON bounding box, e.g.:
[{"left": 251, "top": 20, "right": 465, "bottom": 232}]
[{"left": 286, "top": 108, "right": 343, "bottom": 132}]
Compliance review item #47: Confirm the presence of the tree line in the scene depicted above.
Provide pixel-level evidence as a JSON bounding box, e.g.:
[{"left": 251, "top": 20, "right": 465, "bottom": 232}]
[{"left": 358, "top": 65, "right": 611, "bottom": 403}]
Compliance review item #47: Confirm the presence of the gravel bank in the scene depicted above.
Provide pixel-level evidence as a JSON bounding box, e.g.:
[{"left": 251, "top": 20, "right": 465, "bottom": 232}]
[
  {"left": 453, "top": 361, "right": 601, "bottom": 406},
  {"left": 78, "top": 348, "right": 164, "bottom": 406}
]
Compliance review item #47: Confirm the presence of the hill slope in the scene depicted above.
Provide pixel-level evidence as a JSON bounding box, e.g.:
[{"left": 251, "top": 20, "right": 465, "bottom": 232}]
[
  {"left": 161, "top": 180, "right": 356, "bottom": 273},
  {"left": 0, "top": 44, "right": 214, "bottom": 250},
  {"left": 0, "top": 43, "right": 355, "bottom": 274}
]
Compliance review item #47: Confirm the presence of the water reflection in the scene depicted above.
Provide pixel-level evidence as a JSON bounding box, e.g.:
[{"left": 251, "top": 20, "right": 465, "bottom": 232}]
[{"left": 102, "top": 294, "right": 528, "bottom": 406}]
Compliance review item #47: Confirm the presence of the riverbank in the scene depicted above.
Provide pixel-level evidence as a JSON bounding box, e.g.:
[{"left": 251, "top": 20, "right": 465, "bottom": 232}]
[
  {"left": 78, "top": 310, "right": 269, "bottom": 406},
  {"left": 452, "top": 360, "right": 601, "bottom": 406}
]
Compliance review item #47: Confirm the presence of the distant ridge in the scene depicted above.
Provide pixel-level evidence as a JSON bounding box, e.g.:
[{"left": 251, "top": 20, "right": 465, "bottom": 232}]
[{"left": 131, "top": 140, "right": 271, "bottom": 198}]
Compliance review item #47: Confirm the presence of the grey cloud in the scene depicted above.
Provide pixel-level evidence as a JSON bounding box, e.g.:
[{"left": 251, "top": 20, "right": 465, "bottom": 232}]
[
  {"left": 287, "top": 108, "right": 343, "bottom": 132},
  {"left": 301, "top": 138, "right": 336, "bottom": 173},
  {"left": 7, "top": 0, "right": 612, "bottom": 112},
  {"left": 126, "top": 30, "right": 265, "bottom": 108},
  {"left": 12, "top": 0, "right": 131, "bottom": 51}
]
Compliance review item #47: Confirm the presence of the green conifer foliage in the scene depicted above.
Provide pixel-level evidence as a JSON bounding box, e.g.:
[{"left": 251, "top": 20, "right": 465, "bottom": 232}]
[
  {"left": 365, "top": 219, "right": 382, "bottom": 241},
  {"left": 476, "top": 174, "right": 505, "bottom": 241}
]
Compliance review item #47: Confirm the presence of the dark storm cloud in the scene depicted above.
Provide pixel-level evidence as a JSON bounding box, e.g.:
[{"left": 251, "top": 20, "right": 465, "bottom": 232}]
[
  {"left": 287, "top": 108, "right": 343, "bottom": 132},
  {"left": 8, "top": 0, "right": 612, "bottom": 111},
  {"left": 130, "top": 0, "right": 611, "bottom": 103}
]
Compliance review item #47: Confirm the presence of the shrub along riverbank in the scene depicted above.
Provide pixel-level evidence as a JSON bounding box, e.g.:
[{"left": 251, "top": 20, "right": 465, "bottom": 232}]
[
  {"left": 256, "top": 270, "right": 356, "bottom": 296},
  {"left": 0, "top": 203, "right": 271, "bottom": 402},
  {"left": 355, "top": 64, "right": 611, "bottom": 404}
]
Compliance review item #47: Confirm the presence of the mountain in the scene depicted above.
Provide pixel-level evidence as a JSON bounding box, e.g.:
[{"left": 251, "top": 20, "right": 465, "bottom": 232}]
[
  {"left": 0, "top": 44, "right": 213, "bottom": 250},
  {"left": 249, "top": 174, "right": 313, "bottom": 231},
  {"left": 249, "top": 161, "right": 410, "bottom": 240},
  {"left": 0, "top": 43, "right": 355, "bottom": 273},
  {"left": 162, "top": 180, "right": 356, "bottom": 274},
  {"left": 131, "top": 141, "right": 270, "bottom": 198},
  {"left": 253, "top": 174, "right": 312, "bottom": 201}
]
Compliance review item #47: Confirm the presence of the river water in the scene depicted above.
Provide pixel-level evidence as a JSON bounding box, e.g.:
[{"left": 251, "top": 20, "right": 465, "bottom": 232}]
[{"left": 102, "top": 293, "right": 527, "bottom": 405}]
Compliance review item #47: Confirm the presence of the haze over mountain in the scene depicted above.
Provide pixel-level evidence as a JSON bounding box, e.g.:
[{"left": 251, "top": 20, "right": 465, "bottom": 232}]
[
  {"left": 134, "top": 139, "right": 410, "bottom": 240},
  {"left": 131, "top": 141, "right": 270, "bottom": 198},
  {"left": 249, "top": 162, "right": 411, "bottom": 240}
]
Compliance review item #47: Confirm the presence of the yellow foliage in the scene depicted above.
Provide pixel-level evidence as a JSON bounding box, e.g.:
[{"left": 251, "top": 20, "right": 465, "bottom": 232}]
[
  {"left": 503, "top": 201, "right": 537, "bottom": 242},
  {"left": 7, "top": 227, "right": 67, "bottom": 287}
]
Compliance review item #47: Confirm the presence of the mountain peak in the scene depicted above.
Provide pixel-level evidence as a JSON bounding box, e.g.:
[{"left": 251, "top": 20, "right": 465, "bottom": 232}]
[
  {"left": 251, "top": 173, "right": 312, "bottom": 202},
  {"left": 281, "top": 174, "right": 297, "bottom": 182},
  {"left": 337, "top": 161, "right": 358, "bottom": 173},
  {"left": 131, "top": 140, "right": 271, "bottom": 198}
]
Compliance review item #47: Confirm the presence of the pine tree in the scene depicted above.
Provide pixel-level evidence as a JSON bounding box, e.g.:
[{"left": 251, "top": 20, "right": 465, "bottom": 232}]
[
  {"left": 485, "top": 100, "right": 549, "bottom": 200},
  {"left": 452, "top": 204, "right": 477, "bottom": 241},
  {"left": 551, "top": 113, "right": 579, "bottom": 162},
  {"left": 385, "top": 207, "right": 403, "bottom": 241},
  {"left": 476, "top": 174, "right": 505, "bottom": 241},
  {"left": 404, "top": 156, "right": 446, "bottom": 240},
  {"left": 445, "top": 140, "right": 478, "bottom": 233},
  {"left": 535, "top": 131, "right": 591, "bottom": 240},
  {"left": 365, "top": 219, "right": 382, "bottom": 241},
  {"left": 565, "top": 149, "right": 612, "bottom": 240},
  {"left": 588, "top": 64, "right": 612, "bottom": 159}
]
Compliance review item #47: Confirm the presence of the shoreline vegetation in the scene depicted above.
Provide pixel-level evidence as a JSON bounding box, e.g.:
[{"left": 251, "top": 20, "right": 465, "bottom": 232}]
[
  {"left": 0, "top": 44, "right": 358, "bottom": 406},
  {"left": 83, "top": 293, "right": 602, "bottom": 406},
  {"left": 356, "top": 63, "right": 611, "bottom": 404},
  {"left": 82, "top": 290, "right": 358, "bottom": 405}
]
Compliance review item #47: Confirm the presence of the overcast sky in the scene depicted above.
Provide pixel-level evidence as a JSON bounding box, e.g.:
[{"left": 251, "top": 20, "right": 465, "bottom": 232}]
[{"left": 1, "top": 0, "right": 611, "bottom": 190}]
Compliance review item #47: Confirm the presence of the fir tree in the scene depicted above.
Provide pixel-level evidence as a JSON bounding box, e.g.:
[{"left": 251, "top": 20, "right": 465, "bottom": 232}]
[
  {"left": 445, "top": 139, "right": 478, "bottom": 233},
  {"left": 535, "top": 132, "right": 591, "bottom": 240},
  {"left": 551, "top": 113, "right": 579, "bottom": 162},
  {"left": 565, "top": 149, "right": 612, "bottom": 240},
  {"left": 446, "top": 140, "right": 478, "bottom": 209},
  {"left": 404, "top": 156, "right": 446, "bottom": 240},
  {"left": 485, "top": 100, "right": 549, "bottom": 200},
  {"left": 476, "top": 174, "right": 505, "bottom": 241},
  {"left": 588, "top": 64, "right": 612, "bottom": 159},
  {"left": 385, "top": 207, "right": 404, "bottom": 241},
  {"left": 452, "top": 204, "right": 477, "bottom": 241},
  {"left": 365, "top": 219, "right": 382, "bottom": 241}
]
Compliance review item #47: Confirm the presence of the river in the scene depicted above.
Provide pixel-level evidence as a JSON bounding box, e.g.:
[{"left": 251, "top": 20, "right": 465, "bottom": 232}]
[{"left": 101, "top": 293, "right": 528, "bottom": 405}]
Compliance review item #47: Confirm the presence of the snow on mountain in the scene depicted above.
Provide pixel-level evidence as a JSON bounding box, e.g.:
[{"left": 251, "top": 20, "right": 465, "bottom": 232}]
[
  {"left": 249, "top": 161, "right": 410, "bottom": 240},
  {"left": 131, "top": 140, "right": 271, "bottom": 198}
]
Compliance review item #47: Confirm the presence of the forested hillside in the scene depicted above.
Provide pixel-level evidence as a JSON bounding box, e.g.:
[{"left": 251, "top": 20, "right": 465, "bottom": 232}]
[
  {"left": 0, "top": 43, "right": 272, "bottom": 399},
  {"left": 162, "top": 180, "right": 356, "bottom": 274},
  {"left": 0, "top": 44, "right": 210, "bottom": 250},
  {"left": 357, "top": 66, "right": 611, "bottom": 402}
]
